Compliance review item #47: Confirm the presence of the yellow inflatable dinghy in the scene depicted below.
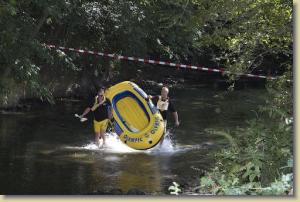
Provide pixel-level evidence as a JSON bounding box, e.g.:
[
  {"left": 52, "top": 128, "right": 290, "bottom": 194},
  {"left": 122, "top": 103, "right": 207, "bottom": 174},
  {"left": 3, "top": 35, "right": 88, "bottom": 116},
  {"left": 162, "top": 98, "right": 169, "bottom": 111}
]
[{"left": 105, "top": 81, "right": 165, "bottom": 150}]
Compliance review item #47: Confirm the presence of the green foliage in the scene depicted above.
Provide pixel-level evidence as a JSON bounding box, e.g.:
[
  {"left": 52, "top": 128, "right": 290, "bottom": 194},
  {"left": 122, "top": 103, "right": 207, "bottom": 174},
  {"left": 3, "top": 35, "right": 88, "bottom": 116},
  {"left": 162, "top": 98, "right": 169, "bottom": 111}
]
[
  {"left": 183, "top": 2, "right": 292, "bottom": 190},
  {"left": 0, "top": 0, "right": 292, "bottom": 107},
  {"left": 203, "top": 107, "right": 293, "bottom": 184},
  {"left": 170, "top": 157, "right": 293, "bottom": 195},
  {"left": 187, "top": 69, "right": 293, "bottom": 195},
  {"left": 190, "top": 0, "right": 292, "bottom": 80},
  {"left": 198, "top": 167, "right": 293, "bottom": 195},
  {"left": 0, "top": 0, "right": 73, "bottom": 106}
]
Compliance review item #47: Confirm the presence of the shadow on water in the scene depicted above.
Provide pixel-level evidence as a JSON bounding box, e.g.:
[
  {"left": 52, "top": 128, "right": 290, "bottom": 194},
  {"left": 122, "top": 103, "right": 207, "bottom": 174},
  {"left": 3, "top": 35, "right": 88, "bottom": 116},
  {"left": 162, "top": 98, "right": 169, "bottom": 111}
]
[{"left": 0, "top": 86, "right": 267, "bottom": 194}]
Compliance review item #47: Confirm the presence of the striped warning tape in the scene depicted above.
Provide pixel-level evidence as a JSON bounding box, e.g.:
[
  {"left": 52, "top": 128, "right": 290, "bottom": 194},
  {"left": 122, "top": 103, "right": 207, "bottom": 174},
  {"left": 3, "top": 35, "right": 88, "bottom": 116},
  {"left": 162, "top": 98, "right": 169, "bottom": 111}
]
[{"left": 46, "top": 44, "right": 292, "bottom": 82}]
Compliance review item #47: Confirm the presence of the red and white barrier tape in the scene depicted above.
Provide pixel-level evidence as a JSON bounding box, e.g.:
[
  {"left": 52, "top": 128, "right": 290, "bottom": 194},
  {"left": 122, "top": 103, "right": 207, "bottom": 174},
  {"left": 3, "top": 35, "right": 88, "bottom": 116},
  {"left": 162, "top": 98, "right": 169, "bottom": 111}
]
[{"left": 46, "top": 44, "right": 291, "bottom": 82}]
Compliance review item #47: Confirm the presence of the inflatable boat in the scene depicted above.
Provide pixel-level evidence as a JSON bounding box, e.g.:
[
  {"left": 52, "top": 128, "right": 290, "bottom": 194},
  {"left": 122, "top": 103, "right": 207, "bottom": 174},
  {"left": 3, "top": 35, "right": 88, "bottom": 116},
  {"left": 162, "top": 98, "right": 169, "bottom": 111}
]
[{"left": 105, "top": 81, "right": 165, "bottom": 150}]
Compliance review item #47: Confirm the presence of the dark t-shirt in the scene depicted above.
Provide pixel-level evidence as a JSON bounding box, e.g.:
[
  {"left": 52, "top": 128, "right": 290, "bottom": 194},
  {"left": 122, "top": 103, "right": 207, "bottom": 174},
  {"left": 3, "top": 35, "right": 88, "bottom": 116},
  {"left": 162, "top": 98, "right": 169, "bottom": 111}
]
[
  {"left": 151, "top": 96, "right": 176, "bottom": 120},
  {"left": 89, "top": 98, "right": 111, "bottom": 122}
]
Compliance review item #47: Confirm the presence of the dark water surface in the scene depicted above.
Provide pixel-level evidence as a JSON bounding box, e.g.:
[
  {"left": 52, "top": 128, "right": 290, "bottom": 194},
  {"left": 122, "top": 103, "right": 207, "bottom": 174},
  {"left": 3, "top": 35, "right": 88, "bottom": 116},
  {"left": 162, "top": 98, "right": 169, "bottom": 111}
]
[{"left": 0, "top": 85, "right": 267, "bottom": 194}]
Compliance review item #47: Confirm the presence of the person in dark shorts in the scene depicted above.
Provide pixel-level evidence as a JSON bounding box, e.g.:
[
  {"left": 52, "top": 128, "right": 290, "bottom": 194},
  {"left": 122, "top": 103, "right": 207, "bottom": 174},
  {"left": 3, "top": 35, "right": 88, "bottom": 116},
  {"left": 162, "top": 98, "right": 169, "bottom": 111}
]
[
  {"left": 148, "top": 86, "right": 180, "bottom": 146},
  {"left": 79, "top": 87, "right": 112, "bottom": 147}
]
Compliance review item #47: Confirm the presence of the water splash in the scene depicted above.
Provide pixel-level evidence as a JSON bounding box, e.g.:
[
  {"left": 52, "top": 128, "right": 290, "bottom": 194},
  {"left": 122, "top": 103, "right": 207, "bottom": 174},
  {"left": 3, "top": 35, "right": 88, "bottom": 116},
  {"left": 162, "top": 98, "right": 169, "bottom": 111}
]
[
  {"left": 145, "top": 131, "right": 212, "bottom": 155},
  {"left": 64, "top": 130, "right": 211, "bottom": 155},
  {"left": 146, "top": 131, "right": 176, "bottom": 155},
  {"left": 80, "top": 133, "right": 140, "bottom": 153},
  {"left": 65, "top": 131, "right": 175, "bottom": 154}
]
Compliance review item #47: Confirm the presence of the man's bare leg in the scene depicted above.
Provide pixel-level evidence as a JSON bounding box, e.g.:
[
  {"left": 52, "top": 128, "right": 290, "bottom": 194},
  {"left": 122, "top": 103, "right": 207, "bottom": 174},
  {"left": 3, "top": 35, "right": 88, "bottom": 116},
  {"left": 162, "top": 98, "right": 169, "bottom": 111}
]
[
  {"left": 100, "top": 130, "right": 106, "bottom": 147},
  {"left": 159, "top": 120, "right": 167, "bottom": 147},
  {"left": 95, "top": 132, "right": 101, "bottom": 147}
]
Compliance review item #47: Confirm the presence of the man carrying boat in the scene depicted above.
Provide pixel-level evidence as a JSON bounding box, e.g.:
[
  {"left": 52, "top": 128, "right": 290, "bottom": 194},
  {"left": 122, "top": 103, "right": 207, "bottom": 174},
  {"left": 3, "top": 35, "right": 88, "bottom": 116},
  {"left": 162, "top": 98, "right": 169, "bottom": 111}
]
[
  {"left": 79, "top": 87, "right": 112, "bottom": 147},
  {"left": 148, "top": 86, "right": 180, "bottom": 145}
]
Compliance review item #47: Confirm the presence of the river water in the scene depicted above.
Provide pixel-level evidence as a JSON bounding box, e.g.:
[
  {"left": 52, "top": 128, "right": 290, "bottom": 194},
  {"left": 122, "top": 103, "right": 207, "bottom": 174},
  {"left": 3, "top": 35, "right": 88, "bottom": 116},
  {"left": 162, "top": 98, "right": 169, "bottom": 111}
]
[{"left": 0, "top": 85, "right": 267, "bottom": 194}]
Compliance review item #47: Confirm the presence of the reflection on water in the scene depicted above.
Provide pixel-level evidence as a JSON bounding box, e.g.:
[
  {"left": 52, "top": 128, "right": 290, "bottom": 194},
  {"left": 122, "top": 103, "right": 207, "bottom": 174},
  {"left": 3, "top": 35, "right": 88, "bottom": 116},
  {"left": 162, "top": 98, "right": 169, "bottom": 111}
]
[{"left": 0, "top": 86, "right": 267, "bottom": 194}]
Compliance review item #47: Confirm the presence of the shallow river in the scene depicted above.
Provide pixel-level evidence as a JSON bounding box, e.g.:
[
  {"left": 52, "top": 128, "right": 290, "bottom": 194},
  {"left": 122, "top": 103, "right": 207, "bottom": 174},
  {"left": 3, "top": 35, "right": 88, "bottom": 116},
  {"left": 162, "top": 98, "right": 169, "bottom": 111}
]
[{"left": 0, "top": 85, "right": 267, "bottom": 194}]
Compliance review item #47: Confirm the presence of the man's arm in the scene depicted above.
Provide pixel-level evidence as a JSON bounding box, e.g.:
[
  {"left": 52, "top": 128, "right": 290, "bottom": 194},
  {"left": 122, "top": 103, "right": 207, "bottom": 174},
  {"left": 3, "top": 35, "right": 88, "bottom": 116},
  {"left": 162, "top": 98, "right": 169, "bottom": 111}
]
[
  {"left": 108, "top": 110, "right": 113, "bottom": 120},
  {"left": 80, "top": 107, "right": 91, "bottom": 118},
  {"left": 145, "top": 95, "right": 152, "bottom": 101},
  {"left": 107, "top": 101, "right": 113, "bottom": 120},
  {"left": 172, "top": 111, "right": 180, "bottom": 126},
  {"left": 169, "top": 101, "right": 180, "bottom": 126},
  {"left": 147, "top": 95, "right": 159, "bottom": 104}
]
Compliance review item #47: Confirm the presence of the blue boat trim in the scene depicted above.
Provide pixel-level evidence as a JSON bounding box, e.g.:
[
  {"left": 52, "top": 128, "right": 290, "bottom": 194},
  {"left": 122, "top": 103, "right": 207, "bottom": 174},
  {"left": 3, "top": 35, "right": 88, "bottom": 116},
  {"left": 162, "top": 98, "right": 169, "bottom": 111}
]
[
  {"left": 131, "top": 82, "right": 158, "bottom": 114},
  {"left": 130, "top": 82, "right": 148, "bottom": 99},
  {"left": 114, "top": 121, "right": 123, "bottom": 136},
  {"left": 148, "top": 101, "right": 158, "bottom": 114},
  {"left": 133, "top": 86, "right": 147, "bottom": 99}
]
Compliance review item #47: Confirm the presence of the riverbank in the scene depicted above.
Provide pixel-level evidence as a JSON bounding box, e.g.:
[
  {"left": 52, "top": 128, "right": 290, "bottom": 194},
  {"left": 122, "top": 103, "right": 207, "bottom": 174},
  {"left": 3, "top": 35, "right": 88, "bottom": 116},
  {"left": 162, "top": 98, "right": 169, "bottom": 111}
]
[{"left": 0, "top": 76, "right": 265, "bottom": 111}]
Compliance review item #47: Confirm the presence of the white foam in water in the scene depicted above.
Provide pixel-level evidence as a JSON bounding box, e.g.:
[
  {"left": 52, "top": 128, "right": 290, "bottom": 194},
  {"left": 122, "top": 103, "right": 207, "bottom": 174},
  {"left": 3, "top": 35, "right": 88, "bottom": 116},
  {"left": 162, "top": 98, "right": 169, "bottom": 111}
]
[
  {"left": 66, "top": 130, "right": 198, "bottom": 154},
  {"left": 146, "top": 131, "right": 176, "bottom": 155},
  {"left": 102, "top": 133, "right": 139, "bottom": 153},
  {"left": 78, "top": 131, "right": 177, "bottom": 154},
  {"left": 81, "top": 143, "right": 100, "bottom": 150},
  {"left": 81, "top": 133, "right": 140, "bottom": 153}
]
